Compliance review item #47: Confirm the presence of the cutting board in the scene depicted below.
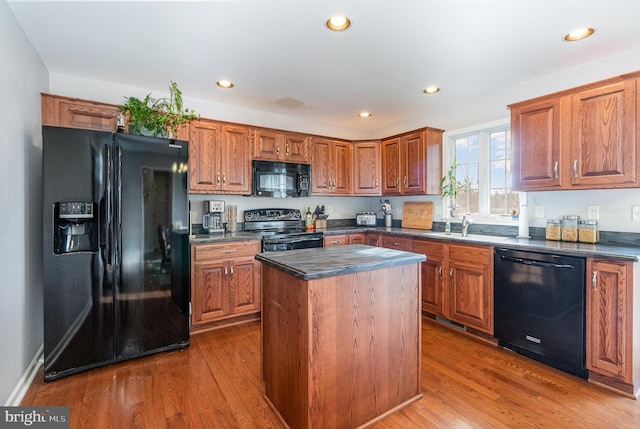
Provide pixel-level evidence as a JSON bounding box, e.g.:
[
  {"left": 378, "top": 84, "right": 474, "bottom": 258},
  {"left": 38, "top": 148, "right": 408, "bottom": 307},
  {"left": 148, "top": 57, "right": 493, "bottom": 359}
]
[{"left": 401, "top": 202, "right": 434, "bottom": 230}]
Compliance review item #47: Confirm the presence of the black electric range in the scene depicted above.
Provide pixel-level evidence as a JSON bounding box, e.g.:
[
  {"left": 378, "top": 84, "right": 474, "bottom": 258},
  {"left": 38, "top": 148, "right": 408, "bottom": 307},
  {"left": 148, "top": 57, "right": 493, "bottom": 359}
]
[{"left": 244, "top": 208, "right": 323, "bottom": 252}]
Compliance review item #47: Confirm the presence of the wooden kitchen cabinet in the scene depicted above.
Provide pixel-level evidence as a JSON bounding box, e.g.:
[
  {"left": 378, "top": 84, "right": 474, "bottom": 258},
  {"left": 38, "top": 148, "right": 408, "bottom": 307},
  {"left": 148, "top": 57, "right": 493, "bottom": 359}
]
[
  {"left": 511, "top": 75, "right": 639, "bottom": 191},
  {"left": 379, "top": 233, "right": 412, "bottom": 251},
  {"left": 586, "top": 258, "right": 640, "bottom": 396},
  {"left": 252, "top": 128, "right": 310, "bottom": 163},
  {"left": 411, "top": 238, "right": 445, "bottom": 316},
  {"left": 365, "top": 232, "right": 380, "bottom": 246},
  {"left": 311, "top": 138, "right": 352, "bottom": 195},
  {"left": 189, "top": 119, "right": 251, "bottom": 194},
  {"left": 411, "top": 239, "right": 493, "bottom": 335},
  {"left": 42, "top": 93, "right": 121, "bottom": 132},
  {"left": 324, "top": 232, "right": 366, "bottom": 247},
  {"left": 352, "top": 140, "right": 382, "bottom": 195},
  {"left": 381, "top": 127, "right": 443, "bottom": 195},
  {"left": 191, "top": 240, "right": 261, "bottom": 332}
]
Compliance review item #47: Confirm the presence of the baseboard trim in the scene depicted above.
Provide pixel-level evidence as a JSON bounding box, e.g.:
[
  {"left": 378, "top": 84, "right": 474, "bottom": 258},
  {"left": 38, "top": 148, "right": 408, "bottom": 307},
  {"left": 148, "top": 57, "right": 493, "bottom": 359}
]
[{"left": 4, "top": 344, "right": 43, "bottom": 406}]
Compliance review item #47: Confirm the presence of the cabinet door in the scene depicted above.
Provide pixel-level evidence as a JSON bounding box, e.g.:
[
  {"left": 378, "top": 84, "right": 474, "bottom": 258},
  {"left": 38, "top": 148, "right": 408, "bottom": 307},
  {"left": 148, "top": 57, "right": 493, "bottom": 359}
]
[
  {"left": 570, "top": 79, "right": 637, "bottom": 188},
  {"left": 511, "top": 97, "right": 563, "bottom": 191},
  {"left": 252, "top": 128, "right": 281, "bottom": 160},
  {"left": 42, "top": 94, "right": 120, "bottom": 132},
  {"left": 402, "top": 132, "right": 426, "bottom": 194},
  {"left": 586, "top": 259, "right": 632, "bottom": 382},
  {"left": 282, "top": 133, "right": 310, "bottom": 163},
  {"left": 412, "top": 239, "right": 446, "bottom": 315},
  {"left": 447, "top": 244, "right": 493, "bottom": 334},
  {"left": 353, "top": 141, "right": 382, "bottom": 195},
  {"left": 332, "top": 141, "right": 353, "bottom": 195},
  {"left": 220, "top": 124, "right": 251, "bottom": 193},
  {"left": 311, "top": 138, "right": 332, "bottom": 195},
  {"left": 348, "top": 233, "right": 366, "bottom": 245},
  {"left": 229, "top": 258, "right": 260, "bottom": 315},
  {"left": 324, "top": 234, "right": 348, "bottom": 247},
  {"left": 189, "top": 120, "right": 221, "bottom": 193},
  {"left": 381, "top": 138, "right": 401, "bottom": 194},
  {"left": 192, "top": 261, "right": 229, "bottom": 324},
  {"left": 365, "top": 232, "right": 379, "bottom": 246}
]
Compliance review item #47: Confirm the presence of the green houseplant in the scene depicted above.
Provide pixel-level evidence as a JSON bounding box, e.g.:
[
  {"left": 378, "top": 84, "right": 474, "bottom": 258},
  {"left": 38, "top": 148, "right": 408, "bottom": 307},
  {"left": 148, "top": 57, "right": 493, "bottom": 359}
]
[
  {"left": 440, "top": 161, "right": 463, "bottom": 217},
  {"left": 120, "top": 81, "right": 199, "bottom": 139}
]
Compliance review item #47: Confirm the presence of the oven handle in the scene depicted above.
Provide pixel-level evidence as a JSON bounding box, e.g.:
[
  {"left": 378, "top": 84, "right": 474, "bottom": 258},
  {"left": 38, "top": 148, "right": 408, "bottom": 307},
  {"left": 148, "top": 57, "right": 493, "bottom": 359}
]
[
  {"left": 498, "top": 254, "right": 575, "bottom": 270},
  {"left": 277, "top": 236, "right": 323, "bottom": 245}
]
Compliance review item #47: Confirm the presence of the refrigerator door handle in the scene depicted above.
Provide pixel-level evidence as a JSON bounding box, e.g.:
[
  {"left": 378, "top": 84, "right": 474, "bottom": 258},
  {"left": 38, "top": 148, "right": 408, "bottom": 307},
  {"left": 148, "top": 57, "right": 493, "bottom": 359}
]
[{"left": 103, "top": 144, "right": 114, "bottom": 282}]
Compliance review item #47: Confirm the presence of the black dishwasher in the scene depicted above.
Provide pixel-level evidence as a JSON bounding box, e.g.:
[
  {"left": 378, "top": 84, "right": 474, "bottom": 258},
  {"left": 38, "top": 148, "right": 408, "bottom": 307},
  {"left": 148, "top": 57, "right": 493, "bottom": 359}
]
[{"left": 494, "top": 248, "right": 587, "bottom": 378}]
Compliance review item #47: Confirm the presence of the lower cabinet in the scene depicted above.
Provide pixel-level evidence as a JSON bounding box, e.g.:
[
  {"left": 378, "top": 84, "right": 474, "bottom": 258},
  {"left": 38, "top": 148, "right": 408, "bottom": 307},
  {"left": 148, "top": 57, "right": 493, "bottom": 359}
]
[
  {"left": 411, "top": 238, "right": 494, "bottom": 335},
  {"left": 324, "top": 232, "right": 367, "bottom": 246},
  {"left": 586, "top": 258, "right": 639, "bottom": 396},
  {"left": 191, "top": 240, "right": 261, "bottom": 332},
  {"left": 379, "top": 233, "right": 412, "bottom": 251}
]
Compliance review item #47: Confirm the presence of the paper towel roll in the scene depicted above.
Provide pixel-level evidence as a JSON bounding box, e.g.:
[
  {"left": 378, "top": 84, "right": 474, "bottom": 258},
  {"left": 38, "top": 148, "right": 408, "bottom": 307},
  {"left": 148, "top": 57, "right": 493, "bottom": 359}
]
[{"left": 517, "top": 192, "right": 529, "bottom": 238}]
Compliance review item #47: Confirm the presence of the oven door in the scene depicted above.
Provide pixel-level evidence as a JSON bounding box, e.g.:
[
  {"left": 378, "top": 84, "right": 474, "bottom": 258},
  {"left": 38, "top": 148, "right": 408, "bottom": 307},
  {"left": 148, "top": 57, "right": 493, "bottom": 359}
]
[{"left": 263, "top": 235, "right": 323, "bottom": 252}]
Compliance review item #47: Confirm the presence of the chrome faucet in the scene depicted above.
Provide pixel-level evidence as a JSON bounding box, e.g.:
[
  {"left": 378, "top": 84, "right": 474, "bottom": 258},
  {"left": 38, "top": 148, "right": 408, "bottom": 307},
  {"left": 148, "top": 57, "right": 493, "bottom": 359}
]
[{"left": 461, "top": 215, "right": 473, "bottom": 237}]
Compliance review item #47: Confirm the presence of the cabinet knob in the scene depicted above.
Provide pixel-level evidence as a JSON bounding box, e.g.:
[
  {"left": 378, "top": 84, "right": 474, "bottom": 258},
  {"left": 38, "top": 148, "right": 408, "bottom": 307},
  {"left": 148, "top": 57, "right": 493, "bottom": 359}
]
[
  {"left": 592, "top": 270, "right": 598, "bottom": 291},
  {"left": 222, "top": 173, "right": 226, "bottom": 184},
  {"left": 276, "top": 145, "right": 280, "bottom": 155},
  {"left": 216, "top": 172, "right": 221, "bottom": 185},
  {"left": 286, "top": 144, "right": 290, "bottom": 156}
]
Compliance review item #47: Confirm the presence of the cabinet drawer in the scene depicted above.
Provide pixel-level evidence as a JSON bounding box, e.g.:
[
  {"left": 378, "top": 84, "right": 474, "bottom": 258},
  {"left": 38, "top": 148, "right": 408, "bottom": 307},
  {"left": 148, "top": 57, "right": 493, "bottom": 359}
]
[
  {"left": 193, "top": 240, "right": 261, "bottom": 262},
  {"left": 448, "top": 243, "right": 491, "bottom": 265},
  {"left": 324, "top": 234, "right": 348, "bottom": 246},
  {"left": 380, "top": 234, "right": 411, "bottom": 251},
  {"left": 411, "top": 238, "right": 445, "bottom": 258}
]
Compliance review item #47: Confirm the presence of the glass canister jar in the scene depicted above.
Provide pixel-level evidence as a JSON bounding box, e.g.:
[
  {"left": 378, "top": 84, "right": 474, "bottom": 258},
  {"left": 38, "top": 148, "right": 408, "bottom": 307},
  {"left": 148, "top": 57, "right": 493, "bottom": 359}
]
[
  {"left": 561, "top": 215, "right": 579, "bottom": 242},
  {"left": 578, "top": 220, "right": 599, "bottom": 244},
  {"left": 545, "top": 219, "right": 562, "bottom": 241}
]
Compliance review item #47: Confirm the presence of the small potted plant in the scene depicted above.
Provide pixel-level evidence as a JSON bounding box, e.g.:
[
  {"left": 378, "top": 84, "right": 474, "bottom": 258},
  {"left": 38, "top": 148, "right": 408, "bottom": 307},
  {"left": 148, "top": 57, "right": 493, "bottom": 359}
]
[
  {"left": 119, "top": 81, "right": 199, "bottom": 139},
  {"left": 440, "top": 161, "right": 463, "bottom": 217}
]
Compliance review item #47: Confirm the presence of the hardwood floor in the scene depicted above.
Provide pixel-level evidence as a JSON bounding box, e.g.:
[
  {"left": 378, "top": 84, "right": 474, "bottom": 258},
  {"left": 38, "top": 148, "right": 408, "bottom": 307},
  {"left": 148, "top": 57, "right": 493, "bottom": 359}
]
[{"left": 22, "top": 318, "right": 640, "bottom": 428}]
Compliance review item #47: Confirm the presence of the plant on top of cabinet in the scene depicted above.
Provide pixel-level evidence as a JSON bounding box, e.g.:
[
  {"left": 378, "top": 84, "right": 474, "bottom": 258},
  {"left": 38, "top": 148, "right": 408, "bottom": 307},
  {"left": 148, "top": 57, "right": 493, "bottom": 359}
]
[{"left": 120, "top": 81, "right": 199, "bottom": 139}]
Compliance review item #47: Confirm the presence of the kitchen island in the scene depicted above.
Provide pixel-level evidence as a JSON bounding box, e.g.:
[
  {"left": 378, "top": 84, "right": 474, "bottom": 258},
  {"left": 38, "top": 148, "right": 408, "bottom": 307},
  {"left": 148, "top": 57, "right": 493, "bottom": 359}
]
[{"left": 256, "top": 245, "right": 425, "bottom": 429}]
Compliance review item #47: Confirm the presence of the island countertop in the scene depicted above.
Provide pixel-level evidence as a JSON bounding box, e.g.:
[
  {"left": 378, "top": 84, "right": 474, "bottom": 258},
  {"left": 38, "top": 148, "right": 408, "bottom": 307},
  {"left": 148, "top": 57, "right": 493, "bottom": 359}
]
[{"left": 255, "top": 244, "right": 426, "bottom": 280}]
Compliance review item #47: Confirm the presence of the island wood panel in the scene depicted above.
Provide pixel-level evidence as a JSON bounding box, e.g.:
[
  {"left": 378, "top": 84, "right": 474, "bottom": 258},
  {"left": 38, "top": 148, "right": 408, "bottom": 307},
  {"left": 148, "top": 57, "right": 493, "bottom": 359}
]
[{"left": 261, "top": 263, "right": 422, "bottom": 429}]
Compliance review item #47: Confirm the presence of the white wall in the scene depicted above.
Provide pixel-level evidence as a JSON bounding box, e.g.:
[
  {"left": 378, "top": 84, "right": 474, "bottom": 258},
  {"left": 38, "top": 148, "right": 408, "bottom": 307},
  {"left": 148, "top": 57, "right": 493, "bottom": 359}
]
[{"left": 0, "top": 0, "right": 48, "bottom": 405}]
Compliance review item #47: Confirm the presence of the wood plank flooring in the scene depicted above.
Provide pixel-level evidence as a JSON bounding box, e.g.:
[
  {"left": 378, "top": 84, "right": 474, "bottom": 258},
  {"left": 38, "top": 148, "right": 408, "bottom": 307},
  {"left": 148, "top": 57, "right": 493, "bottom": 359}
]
[{"left": 22, "top": 318, "right": 640, "bottom": 428}]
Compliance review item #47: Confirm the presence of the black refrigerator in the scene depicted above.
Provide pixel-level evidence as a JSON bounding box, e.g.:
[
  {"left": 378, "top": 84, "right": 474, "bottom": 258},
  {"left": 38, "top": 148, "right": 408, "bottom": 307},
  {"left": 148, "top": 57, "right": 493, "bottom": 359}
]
[{"left": 42, "top": 126, "right": 190, "bottom": 381}]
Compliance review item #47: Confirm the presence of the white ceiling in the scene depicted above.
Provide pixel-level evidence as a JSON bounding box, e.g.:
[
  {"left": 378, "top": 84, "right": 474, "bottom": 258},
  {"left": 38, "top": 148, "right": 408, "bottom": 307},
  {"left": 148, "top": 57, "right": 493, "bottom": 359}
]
[{"left": 8, "top": 0, "right": 640, "bottom": 137}]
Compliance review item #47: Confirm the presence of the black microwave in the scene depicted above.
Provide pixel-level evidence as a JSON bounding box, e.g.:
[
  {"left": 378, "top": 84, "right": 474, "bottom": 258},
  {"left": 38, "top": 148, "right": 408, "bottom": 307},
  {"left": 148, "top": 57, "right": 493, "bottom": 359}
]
[{"left": 252, "top": 160, "right": 311, "bottom": 198}]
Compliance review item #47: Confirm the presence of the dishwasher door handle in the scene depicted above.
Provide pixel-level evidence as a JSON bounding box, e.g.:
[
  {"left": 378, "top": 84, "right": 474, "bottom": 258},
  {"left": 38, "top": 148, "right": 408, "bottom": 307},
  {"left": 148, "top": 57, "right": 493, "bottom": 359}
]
[{"left": 498, "top": 254, "right": 575, "bottom": 270}]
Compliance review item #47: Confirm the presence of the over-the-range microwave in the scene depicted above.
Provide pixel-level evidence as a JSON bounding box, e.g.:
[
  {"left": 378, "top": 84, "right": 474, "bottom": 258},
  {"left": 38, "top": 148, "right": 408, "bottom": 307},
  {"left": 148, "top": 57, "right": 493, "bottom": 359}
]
[{"left": 252, "top": 160, "right": 311, "bottom": 198}]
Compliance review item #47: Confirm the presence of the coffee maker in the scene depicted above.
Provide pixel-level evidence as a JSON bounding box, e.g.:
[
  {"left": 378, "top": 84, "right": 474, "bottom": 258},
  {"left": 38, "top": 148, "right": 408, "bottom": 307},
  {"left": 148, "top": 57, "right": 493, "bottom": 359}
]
[{"left": 203, "top": 200, "right": 225, "bottom": 234}]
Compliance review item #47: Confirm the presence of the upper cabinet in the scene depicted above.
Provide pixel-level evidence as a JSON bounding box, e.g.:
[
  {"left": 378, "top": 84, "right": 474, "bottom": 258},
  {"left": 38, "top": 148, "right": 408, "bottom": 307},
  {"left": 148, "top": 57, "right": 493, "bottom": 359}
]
[
  {"left": 252, "top": 128, "right": 310, "bottom": 163},
  {"left": 511, "top": 75, "right": 639, "bottom": 191},
  {"left": 311, "top": 138, "right": 352, "bottom": 196},
  {"left": 42, "top": 93, "right": 120, "bottom": 132},
  {"left": 189, "top": 119, "right": 251, "bottom": 194},
  {"left": 352, "top": 140, "right": 382, "bottom": 195},
  {"left": 381, "top": 127, "right": 443, "bottom": 195}
]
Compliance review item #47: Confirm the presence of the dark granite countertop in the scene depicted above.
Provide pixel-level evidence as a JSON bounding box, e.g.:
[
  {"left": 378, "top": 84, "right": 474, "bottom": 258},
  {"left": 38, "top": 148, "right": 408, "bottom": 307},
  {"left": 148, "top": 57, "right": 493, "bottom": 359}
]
[
  {"left": 320, "top": 226, "right": 640, "bottom": 261},
  {"left": 255, "top": 244, "right": 426, "bottom": 280},
  {"left": 189, "top": 232, "right": 261, "bottom": 244}
]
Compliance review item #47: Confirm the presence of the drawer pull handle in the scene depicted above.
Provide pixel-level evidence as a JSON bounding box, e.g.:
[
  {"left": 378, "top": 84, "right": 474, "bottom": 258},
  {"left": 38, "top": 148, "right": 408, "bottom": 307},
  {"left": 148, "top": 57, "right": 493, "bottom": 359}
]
[
  {"left": 230, "top": 266, "right": 234, "bottom": 275},
  {"left": 222, "top": 249, "right": 237, "bottom": 253},
  {"left": 438, "top": 266, "right": 443, "bottom": 276},
  {"left": 224, "top": 267, "right": 228, "bottom": 275},
  {"left": 216, "top": 172, "right": 221, "bottom": 185},
  {"left": 449, "top": 268, "right": 454, "bottom": 278},
  {"left": 573, "top": 160, "right": 578, "bottom": 178},
  {"left": 592, "top": 270, "right": 597, "bottom": 291},
  {"left": 554, "top": 161, "right": 558, "bottom": 179}
]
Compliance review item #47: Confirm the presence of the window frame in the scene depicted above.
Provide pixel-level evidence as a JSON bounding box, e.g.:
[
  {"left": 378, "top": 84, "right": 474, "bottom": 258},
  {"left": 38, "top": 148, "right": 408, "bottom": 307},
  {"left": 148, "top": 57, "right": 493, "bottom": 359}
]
[{"left": 443, "top": 119, "right": 517, "bottom": 223}]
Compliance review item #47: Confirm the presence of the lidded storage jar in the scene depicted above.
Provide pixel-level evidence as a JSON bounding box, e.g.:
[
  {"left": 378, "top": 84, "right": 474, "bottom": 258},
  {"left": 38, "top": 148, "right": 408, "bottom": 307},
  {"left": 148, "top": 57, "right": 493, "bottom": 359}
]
[
  {"left": 578, "top": 220, "right": 599, "bottom": 244},
  {"left": 561, "top": 215, "right": 579, "bottom": 242},
  {"left": 546, "top": 219, "right": 562, "bottom": 241}
]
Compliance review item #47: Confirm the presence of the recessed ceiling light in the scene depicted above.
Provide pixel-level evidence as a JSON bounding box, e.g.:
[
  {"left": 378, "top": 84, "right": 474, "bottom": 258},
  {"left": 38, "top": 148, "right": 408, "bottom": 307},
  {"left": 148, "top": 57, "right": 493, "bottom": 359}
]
[
  {"left": 564, "top": 27, "right": 595, "bottom": 41},
  {"left": 423, "top": 86, "right": 440, "bottom": 94},
  {"left": 326, "top": 15, "right": 351, "bottom": 31},
  {"left": 216, "top": 80, "right": 234, "bottom": 88},
  {"left": 358, "top": 112, "right": 371, "bottom": 118}
]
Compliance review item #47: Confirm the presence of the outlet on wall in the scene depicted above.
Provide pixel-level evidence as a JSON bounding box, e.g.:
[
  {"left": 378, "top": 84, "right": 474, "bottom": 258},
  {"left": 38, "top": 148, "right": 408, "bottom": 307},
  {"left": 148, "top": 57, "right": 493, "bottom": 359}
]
[
  {"left": 633, "top": 206, "right": 640, "bottom": 222},
  {"left": 586, "top": 205, "right": 599, "bottom": 220},
  {"left": 534, "top": 205, "right": 545, "bottom": 219}
]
